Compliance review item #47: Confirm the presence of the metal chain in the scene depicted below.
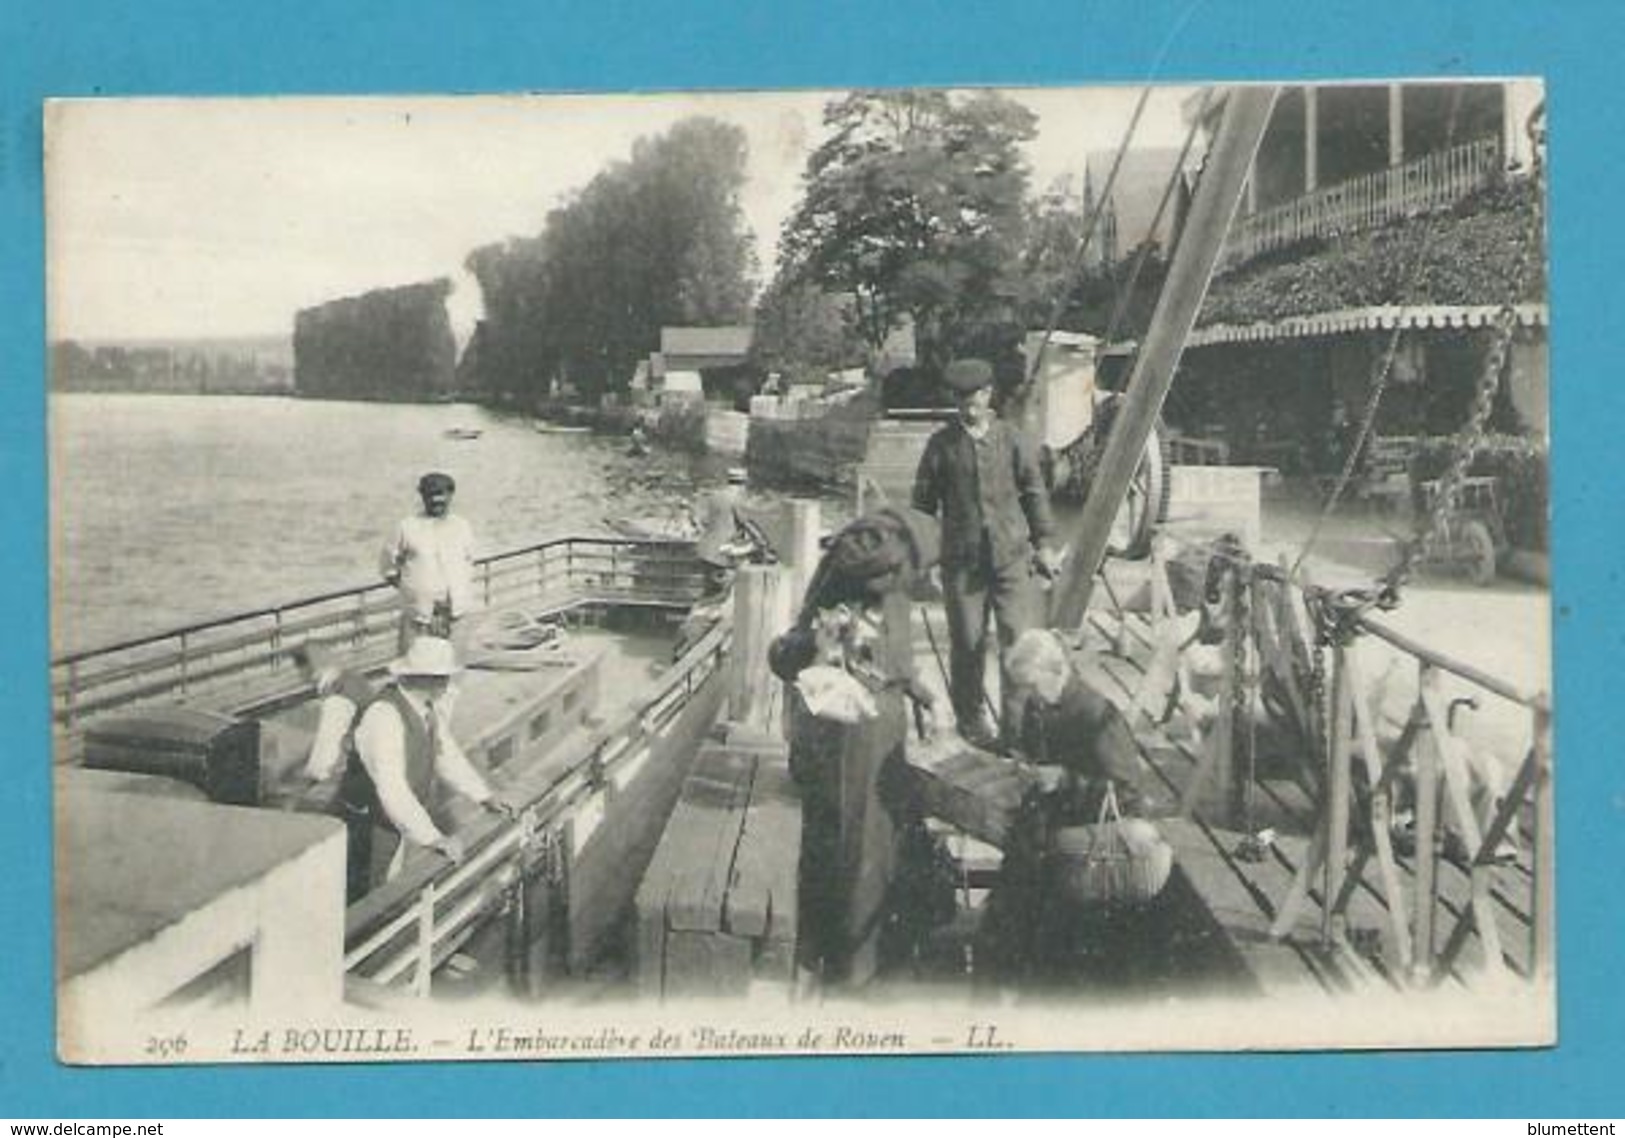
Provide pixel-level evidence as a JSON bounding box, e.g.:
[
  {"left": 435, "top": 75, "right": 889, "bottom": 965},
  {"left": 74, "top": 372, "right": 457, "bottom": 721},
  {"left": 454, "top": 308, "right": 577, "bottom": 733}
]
[{"left": 1309, "top": 629, "right": 1328, "bottom": 775}]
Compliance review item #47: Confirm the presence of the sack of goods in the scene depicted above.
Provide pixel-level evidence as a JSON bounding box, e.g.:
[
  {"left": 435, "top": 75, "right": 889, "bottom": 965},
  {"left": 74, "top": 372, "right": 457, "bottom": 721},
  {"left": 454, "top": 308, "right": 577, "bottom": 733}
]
[{"left": 1046, "top": 783, "right": 1174, "bottom": 906}]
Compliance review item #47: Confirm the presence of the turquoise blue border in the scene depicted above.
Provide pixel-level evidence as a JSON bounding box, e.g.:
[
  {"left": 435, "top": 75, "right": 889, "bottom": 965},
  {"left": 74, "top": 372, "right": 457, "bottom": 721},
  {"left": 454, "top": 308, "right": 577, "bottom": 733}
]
[{"left": 4, "top": 0, "right": 1620, "bottom": 1118}]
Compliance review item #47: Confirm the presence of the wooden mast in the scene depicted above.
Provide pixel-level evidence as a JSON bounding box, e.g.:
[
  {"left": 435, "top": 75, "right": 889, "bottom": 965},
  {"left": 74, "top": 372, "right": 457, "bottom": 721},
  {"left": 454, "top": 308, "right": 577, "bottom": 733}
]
[{"left": 1048, "top": 86, "right": 1279, "bottom": 628}]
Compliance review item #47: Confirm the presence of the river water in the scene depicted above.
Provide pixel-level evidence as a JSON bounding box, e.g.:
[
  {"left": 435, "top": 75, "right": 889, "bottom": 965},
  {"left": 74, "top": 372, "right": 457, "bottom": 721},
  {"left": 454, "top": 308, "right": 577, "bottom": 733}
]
[{"left": 50, "top": 394, "right": 827, "bottom": 655}]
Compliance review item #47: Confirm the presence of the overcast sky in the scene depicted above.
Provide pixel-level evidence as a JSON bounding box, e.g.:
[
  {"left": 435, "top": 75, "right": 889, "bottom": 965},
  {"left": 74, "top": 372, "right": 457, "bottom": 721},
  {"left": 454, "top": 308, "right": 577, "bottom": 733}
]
[{"left": 45, "top": 85, "right": 1196, "bottom": 345}]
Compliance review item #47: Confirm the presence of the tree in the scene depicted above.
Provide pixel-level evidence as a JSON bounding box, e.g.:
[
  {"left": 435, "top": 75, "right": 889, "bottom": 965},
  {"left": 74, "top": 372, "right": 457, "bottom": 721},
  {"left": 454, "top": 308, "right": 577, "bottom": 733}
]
[
  {"left": 748, "top": 278, "right": 866, "bottom": 385},
  {"left": 774, "top": 90, "right": 1038, "bottom": 375},
  {"left": 465, "top": 116, "right": 757, "bottom": 404},
  {"left": 1015, "top": 174, "right": 1173, "bottom": 348}
]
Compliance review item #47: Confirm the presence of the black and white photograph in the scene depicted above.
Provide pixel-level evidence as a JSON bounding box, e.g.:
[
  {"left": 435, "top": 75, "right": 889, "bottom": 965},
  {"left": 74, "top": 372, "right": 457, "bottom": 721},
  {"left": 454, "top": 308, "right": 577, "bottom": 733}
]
[{"left": 47, "top": 79, "right": 1553, "bottom": 1063}]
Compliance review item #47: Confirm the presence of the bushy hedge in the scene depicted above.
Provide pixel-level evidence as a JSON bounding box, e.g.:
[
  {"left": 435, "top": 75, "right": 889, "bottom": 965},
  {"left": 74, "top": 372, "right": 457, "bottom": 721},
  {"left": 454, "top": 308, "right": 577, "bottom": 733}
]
[{"left": 1407, "top": 432, "right": 1548, "bottom": 552}]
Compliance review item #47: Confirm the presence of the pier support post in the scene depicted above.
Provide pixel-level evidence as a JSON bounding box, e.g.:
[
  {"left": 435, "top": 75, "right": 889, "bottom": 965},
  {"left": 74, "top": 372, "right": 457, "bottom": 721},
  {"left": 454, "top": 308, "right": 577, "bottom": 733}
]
[
  {"left": 785, "top": 499, "right": 822, "bottom": 612},
  {"left": 728, "top": 565, "right": 793, "bottom": 734}
]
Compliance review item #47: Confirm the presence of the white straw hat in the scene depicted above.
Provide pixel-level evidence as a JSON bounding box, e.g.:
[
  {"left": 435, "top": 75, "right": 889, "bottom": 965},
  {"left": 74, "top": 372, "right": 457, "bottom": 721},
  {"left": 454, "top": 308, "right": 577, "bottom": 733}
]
[{"left": 388, "top": 636, "right": 462, "bottom": 678}]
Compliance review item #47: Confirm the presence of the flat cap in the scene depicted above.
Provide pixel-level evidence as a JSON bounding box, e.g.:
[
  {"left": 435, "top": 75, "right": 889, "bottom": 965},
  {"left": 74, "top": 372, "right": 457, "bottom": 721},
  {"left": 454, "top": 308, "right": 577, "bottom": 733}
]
[{"left": 943, "top": 358, "right": 994, "bottom": 393}]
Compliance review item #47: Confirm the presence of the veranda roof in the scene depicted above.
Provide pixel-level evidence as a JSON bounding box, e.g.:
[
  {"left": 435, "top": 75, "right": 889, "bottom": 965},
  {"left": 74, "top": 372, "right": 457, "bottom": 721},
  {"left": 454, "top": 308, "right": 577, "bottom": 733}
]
[{"left": 1187, "top": 303, "right": 1548, "bottom": 348}]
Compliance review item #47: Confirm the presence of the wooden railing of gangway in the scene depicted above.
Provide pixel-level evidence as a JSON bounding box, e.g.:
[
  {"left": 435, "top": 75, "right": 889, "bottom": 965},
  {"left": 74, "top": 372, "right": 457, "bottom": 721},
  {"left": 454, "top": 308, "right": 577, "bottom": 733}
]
[
  {"left": 1220, "top": 135, "right": 1504, "bottom": 271},
  {"left": 1278, "top": 610, "right": 1555, "bottom": 986},
  {"left": 51, "top": 534, "right": 709, "bottom": 726},
  {"left": 341, "top": 617, "right": 733, "bottom": 995}
]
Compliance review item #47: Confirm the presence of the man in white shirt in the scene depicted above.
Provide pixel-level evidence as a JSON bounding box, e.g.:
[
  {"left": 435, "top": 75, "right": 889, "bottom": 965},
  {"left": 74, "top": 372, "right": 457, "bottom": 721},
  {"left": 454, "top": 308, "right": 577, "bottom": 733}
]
[
  {"left": 287, "top": 641, "right": 375, "bottom": 786},
  {"left": 379, "top": 471, "right": 479, "bottom": 655},
  {"left": 344, "top": 637, "right": 516, "bottom": 891}
]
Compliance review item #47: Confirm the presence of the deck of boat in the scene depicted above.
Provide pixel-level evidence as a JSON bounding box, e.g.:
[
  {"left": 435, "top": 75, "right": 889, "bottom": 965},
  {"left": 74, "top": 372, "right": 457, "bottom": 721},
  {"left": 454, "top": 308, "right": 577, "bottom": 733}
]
[
  {"left": 256, "top": 614, "right": 687, "bottom": 865},
  {"left": 900, "top": 558, "right": 1540, "bottom": 1001}
]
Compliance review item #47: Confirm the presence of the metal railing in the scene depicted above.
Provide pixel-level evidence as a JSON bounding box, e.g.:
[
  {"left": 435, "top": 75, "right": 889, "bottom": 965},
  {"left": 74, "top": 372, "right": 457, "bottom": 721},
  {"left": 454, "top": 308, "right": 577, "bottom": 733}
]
[
  {"left": 51, "top": 534, "right": 708, "bottom": 725},
  {"left": 1222, "top": 136, "right": 1504, "bottom": 270},
  {"left": 341, "top": 617, "right": 732, "bottom": 991}
]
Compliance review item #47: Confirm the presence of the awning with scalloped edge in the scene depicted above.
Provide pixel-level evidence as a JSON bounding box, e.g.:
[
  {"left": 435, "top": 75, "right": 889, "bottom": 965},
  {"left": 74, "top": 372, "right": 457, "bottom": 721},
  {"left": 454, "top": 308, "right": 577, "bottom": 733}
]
[{"left": 1188, "top": 303, "right": 1548, "bottom": 347}]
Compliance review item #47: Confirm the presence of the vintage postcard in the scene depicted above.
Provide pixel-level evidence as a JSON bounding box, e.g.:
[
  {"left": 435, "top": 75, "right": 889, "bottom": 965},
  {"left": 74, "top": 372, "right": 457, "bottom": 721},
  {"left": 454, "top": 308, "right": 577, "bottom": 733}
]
[{"left": 47, "top": 79, "right": 1553, "bottom": 1064}]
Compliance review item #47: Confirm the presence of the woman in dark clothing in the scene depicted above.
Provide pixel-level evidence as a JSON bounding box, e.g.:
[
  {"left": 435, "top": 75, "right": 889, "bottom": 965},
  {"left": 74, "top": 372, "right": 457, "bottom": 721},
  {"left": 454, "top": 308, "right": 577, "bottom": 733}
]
[
  {"left": 1005, "top": 628, "right": 1154, "bottom": 815},
  {"left": 769, "top": 506, "right": 940, "bottom": 986},
  {"left": 978, "top": 627, "right": 1165, "bottom": 982}
]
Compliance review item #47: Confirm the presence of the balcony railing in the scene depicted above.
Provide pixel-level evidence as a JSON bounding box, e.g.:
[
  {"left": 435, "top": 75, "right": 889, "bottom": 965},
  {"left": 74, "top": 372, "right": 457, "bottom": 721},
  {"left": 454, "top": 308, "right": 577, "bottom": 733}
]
[{"left": 1222, "top": 136, "right": 1504, "bottom": 270}]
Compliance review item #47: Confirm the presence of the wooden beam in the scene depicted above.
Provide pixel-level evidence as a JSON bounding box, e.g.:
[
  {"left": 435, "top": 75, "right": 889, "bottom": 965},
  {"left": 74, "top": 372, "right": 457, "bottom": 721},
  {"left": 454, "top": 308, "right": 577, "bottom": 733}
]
[
  {"left": 727, "top": 565, "right": 792, "bottom": 733},
  {"left": 1048, "top": 86, "right": 1278, "bottom": 627},
  {"left": 1530, "top": 703, "right": 1555, "bottom": 979}
]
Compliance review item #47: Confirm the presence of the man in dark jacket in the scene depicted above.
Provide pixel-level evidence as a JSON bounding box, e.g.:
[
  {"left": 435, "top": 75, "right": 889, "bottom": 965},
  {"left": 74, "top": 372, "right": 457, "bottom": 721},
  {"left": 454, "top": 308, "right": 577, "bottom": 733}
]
[{"left": 912, "top": 358, "right": 1063, "bottom": 750}]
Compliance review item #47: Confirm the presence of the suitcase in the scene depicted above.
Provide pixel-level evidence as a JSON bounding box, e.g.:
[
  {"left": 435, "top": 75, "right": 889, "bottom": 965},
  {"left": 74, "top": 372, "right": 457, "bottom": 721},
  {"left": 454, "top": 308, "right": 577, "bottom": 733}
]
[{"left": 82, "top": 707, "right": 261, "bottom": 806}]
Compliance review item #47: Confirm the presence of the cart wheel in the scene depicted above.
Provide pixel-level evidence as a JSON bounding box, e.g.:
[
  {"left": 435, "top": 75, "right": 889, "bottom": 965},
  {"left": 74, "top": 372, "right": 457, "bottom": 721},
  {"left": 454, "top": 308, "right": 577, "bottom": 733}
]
[
  {"left": 1107, "top": 426, "right": 1168, "bottom": 561},
  {"left": 1462, "top": 519, "right": 1497, "bottom": 586}
]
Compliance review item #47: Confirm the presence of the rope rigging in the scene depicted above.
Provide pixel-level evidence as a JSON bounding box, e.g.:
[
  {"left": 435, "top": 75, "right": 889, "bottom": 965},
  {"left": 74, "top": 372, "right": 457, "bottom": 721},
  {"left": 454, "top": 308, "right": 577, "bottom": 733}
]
[{"left": 1021, "top": 85, "right": 1153, "bottom": 391}]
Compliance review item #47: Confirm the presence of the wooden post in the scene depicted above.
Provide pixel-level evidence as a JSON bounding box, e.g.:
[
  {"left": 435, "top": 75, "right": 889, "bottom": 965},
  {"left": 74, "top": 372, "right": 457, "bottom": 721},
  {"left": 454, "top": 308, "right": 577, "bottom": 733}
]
[
  {"left": 1419, "top": 679, "right": 1507, "bottom": 978},
  {"left": 1531, "top": 701, "right": 1555, "bottom": 980},
  {"left": 414, "top": 884, "right": 436, "bottom": 998},
  {"left": 1178, "top": 579, "right": 1236, "bottom": 822},
  {"left": 1049, "top": 86, "right": 1278, "bottom": 627},
  {"left": 728, "top": 565, "right": 792, "bottom": 734},
  {"left": 1213, "top": 583, "right": 1237, "bottom": 818},
  {"left": 785, "top": 499, "right": 822, "bottom": 613},
  {"left": 1343, "top": 648, "right": 1414, "bottom": 972}
]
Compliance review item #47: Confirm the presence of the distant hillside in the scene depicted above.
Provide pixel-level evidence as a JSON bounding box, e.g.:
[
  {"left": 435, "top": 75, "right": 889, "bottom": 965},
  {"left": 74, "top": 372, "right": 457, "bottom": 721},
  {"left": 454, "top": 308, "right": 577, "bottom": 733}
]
[{"left": 51, "top": 335, "right": 295, "bottom": 395}]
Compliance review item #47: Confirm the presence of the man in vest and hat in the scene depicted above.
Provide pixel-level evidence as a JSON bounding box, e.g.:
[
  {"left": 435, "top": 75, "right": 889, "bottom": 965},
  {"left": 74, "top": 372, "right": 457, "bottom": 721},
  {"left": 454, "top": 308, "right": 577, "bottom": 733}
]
[
  {"left": 344, "top": 636, "right": 516, "bottom": 897},
  {"left": 912, "top": 358, "right": 1064, "bottom": 752},
  {"left": 284, "top": 641, "right": 381, "bottom": 901},
  {"left": 288, "top": 640, "right": 375, "bottom": 790}
]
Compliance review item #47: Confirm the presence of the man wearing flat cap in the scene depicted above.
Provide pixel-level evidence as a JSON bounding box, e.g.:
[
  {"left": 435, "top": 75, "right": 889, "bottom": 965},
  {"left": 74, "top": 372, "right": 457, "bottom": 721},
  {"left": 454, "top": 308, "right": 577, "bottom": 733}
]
[
  {"left": 913, "top": 358, "right": 1063, "bottom": 751},
  {"left": 380, "top": 471, "right": 479, "bottom": 656},
  {"left": 344, "top": 636, "right": 516, "bottom": 893}
]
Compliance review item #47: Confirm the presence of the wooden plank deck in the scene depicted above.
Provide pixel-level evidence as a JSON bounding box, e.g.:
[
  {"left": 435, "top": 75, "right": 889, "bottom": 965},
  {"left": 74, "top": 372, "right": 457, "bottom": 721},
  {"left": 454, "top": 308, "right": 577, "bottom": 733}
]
[
  {"left": 633, "top": 726, "right": 802, "bottom": 998},
  {"left": 1072, "top": 596, "right": 1539, "bottom": 991},
  {"left": 893, "top": 556, "right": 1540, "bottom": 1000}
]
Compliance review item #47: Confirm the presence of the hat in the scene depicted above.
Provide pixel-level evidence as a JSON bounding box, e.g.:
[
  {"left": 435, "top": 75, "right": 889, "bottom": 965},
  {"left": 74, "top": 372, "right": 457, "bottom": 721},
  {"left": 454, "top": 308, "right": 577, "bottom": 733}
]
[
  {"left": 824, "top": 506, "right": 941, "bottom": 582},
  {"left": 388, "top": 636, "right": 462, "bottom": 678},
  {"left": 418, "top": 471, "right": 456, "bottom": 495},
  {"left": 943, "top": 358, "right": 994, "bottom": 394},
  {"left": 873, "top": 505, "right": 940, "bottom": 572},
  {"left": 726, "top": 467, "right": 748, "bottom": 485}
]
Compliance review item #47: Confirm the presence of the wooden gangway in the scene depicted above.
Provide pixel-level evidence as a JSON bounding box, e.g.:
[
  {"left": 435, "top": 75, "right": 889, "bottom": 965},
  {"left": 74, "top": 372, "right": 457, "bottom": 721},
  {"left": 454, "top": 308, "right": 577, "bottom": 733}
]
[{"left": 1074, "top": 542, "right": 1553, "bottom": 995}]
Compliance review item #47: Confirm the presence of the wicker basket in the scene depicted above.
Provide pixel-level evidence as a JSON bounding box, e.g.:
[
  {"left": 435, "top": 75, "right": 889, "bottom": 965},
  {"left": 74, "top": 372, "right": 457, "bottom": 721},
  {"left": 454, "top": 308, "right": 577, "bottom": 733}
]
[{"left": 1046, "top": 783, "right": 1174, "bottom": 907}]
